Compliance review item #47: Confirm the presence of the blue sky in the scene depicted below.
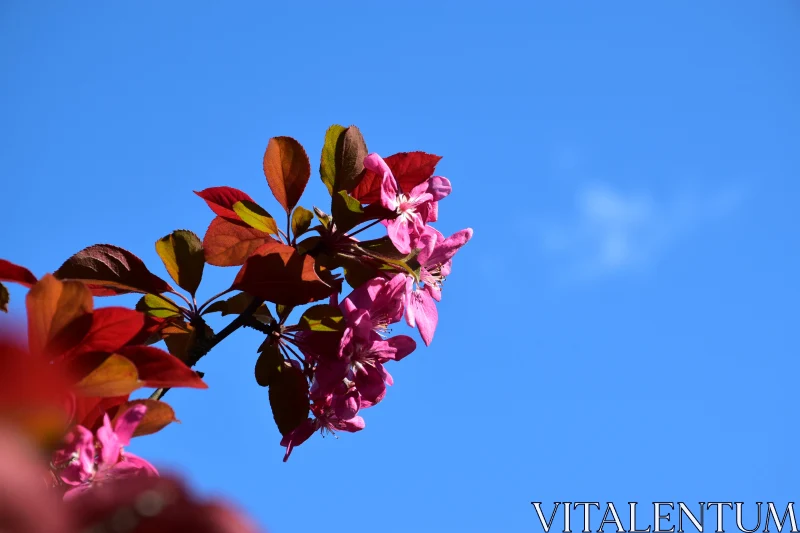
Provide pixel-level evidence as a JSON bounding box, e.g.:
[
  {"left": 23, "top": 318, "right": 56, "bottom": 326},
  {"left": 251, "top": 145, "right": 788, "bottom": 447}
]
[{"left": 1, "top": 1, "right": 799, "bottom": 532}]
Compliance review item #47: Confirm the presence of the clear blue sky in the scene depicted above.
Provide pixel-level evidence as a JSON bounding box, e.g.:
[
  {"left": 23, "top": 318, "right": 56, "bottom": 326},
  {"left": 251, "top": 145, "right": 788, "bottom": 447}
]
[{"left": 1, "top": 2, "right": 798, "bottom": 532}]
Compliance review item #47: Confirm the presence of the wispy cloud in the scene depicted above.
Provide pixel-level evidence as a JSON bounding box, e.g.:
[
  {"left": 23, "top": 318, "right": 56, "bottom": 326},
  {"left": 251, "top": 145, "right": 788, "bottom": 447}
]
[{"left": 540, "top": 183, "right": 744, "bottom": 280}]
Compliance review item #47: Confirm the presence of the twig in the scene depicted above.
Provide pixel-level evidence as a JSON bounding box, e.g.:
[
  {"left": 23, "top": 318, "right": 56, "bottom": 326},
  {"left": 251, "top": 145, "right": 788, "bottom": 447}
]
[{"left": 149, "top": 297, "right": 265, "bottom": 401}]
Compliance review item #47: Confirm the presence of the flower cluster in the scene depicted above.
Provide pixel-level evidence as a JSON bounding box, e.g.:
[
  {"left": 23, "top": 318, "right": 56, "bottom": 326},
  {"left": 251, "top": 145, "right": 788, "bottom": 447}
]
[
  {"left": 264, "top": 152, "right": 472, "bottom": 460},
  {"left": 0, "top": 125, "right": 472, "bottom": 529}
]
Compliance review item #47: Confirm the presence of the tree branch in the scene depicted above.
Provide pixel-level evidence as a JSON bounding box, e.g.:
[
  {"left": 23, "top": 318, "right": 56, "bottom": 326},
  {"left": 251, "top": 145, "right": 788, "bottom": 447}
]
[{"left": 149, "top": 297, "right": 265, "bottom": 401}]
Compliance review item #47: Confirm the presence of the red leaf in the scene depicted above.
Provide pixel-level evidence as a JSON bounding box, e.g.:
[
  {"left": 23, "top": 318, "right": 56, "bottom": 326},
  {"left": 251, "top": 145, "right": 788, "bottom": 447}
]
[
  {"left": 194, "top": 186, "right": 254, "bottom": 220},
  {"left": 54, "top": 244, "right": 173, "bottom": 296},
  {"left": 66, "top": 307, "right": 147, "bottom": 358},
  {"left": 263, "top": 136, "right": 311, "bottom": 213},
  {"left": 117, "top": 345, "right": 207, "bottom": 389},
  {"left": 232, "top": 241, "right": 332, "bottom": 306},
  {"left": 0, "top": 259, "right": 37, "bottom": 287},
  {"left": 0, "top": 332, "right": 73, "bottom": 443},
  {"left": 202, "top": 216, "right": 278, "bottom": 267},
  {"left": 351, "top": 151, "right": 442, "bottom": 204},
  {"left": 74, "top": 395, "right": 129, "bottom": 430}
]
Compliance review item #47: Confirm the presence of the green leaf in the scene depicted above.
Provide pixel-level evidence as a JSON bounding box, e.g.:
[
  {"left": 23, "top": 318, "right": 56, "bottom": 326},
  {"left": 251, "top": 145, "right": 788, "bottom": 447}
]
[
  {"left": 355, "top": 238, "right": 420, "bottom": 280},
  {"left": 155, "top": 230, "right": 205, "bottom": 296},
  {"left": 357, "top": 237, "right": 407, "bottom": 259},
  {"left": 338, "top": 255, "right": 380, "bottom": 289},
  {"left": 291, "top": 206, "right": 314, "bottom": 239},
  {"left": 135, "top": 293, "right": 182, "bottom": 318},
  {"left": 232, "top": 200, "right": 279, "bottom": 236},
  {"left": 320, "top": 124, "right": 347, "bottom": 195},
  {"left": 0, "top": 282, "right": 8, "bottom": 312},
  {"left": 313, "top": 206, "right": 332, "bottom": 230},
  {"left": 331, "top": 190, "right": 364, "bottom": 233},
  {"left": 297, "top": 304, "right": 345, "bottom": 332},
  {"left": 255, "top": 342, "right": 284, "bottom": 387}
]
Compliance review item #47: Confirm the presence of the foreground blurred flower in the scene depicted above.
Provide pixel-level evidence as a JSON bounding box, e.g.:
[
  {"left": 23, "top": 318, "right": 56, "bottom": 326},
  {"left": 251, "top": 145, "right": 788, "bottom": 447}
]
[
  {"left": 0, "top": 422, "right": 263, "bottom": 533},
  {"left": 53, "top": 404, "right": 158, "bottom": 500}
]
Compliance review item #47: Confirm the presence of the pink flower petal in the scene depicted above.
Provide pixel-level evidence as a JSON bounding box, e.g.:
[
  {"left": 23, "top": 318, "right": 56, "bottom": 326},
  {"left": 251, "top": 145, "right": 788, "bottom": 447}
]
[
  {"left": 387, "top": 217, "right": 411, "bottom": 254},
  {"left": 387, "top": 335, "right": 417, "bottom": 361},
  {"left": 280, "top": 419, "right": 316, "bottom": 462},
  {"left": 96, "top": 414, "right": 120, "bottom": 467},
  {"left": 426, "top": 176, "right": 452, "bottom": 201},
  {"left": 408, "top": 289, "right": 438, "bottom": 346},
  {"left": 426, "top": 228, "right": 473, "bottom": 267},
  {"left": 113, "top": 404, "right": 147, "bottom": 446}
]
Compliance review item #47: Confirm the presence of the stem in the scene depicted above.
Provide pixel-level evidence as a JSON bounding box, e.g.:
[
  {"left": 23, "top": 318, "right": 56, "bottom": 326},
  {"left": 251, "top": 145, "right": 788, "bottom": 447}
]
[
  {"left": 346, "top": 218, "right": 382, "bottom": 238},
  {"left": 149, "top": 297, "right": 265, "bottom": 401},
  {"left": 169, "top": 290, "right": 194, "bottom": 311},
  {"left": 286, "top": 212, "right": 292, "bottom": 243},
  {"left": 197, "top": 287, "right": 234, "bottom": 315}
]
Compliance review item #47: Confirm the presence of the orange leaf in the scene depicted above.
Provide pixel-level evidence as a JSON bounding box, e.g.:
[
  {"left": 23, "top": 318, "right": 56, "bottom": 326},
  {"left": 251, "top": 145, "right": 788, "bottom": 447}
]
[
  {"left": 263, "top": 136, "right": 311, "bottom": 213},
  {"left": 74, "top": 354, "right": 141, "bottom": 397},
  {"left": 203, "top": 216, "right": 278, "bottom": 267},
  {"left": 232, "top": 241, "right": 332, "bottom": 306},
  {"left": 113, "top": 399, "right": 178, "bottom": 437},
  {"left": 25, "top": 275, "right": 93, "bottom": 356}
]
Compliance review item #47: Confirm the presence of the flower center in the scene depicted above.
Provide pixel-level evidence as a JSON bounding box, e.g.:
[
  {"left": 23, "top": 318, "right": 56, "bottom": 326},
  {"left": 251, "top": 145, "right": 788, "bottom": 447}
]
[{"left": 397, "top": 194, "right": 416, "bottom": 219}]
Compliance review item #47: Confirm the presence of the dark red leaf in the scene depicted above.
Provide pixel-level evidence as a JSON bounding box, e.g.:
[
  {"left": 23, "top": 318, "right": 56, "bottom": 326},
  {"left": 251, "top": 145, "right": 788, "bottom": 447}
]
[
  {"left": 0, "top": 259, "right": 37, "bottom": 287},
  {"left": 202, "top": 217, "right": 278, "bottom": 267},
  {"left": 350, "top": 151, "right": 442, "bottom": 204},
  {"left": 54, "top": 244, "right": 173, "bottom": 296},
  {"left": 194, "top": 187, "right": 255, "bottom": 220},
  {"left": 117, "top": 345, "right": 207, "bottom": 389},
  {"left": 232, "top": 241, "right": 332, "bottom": 306},
  {"left": 254, "top": 342, "right": 283, "bottom": 387},
  {"left": 268, "top": 362, "right": 310, "bottom": 436},
  {"left": 333, "top": 125, "right": 368, "bottom": 192}
]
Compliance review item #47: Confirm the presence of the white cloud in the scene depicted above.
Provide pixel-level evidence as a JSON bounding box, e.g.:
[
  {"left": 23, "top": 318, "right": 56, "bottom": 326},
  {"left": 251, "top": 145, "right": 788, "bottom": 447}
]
[{"left": 541, "top": 183, "right": 744, "bottom": 279}]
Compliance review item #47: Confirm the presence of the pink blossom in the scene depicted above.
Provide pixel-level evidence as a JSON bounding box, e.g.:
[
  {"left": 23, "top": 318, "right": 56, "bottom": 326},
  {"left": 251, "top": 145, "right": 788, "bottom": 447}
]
[
  {"left": 404, "top": 227, "right": 473, "bottom": 346},
  {"left": 364, "top": 153, "right": 451, "bottom": 254},
  {"left": 280, "top": 396, "right": 365, "bottom": 462},
  {"left": 52, "top": 404, "right": 158, "bottom": 499},
  {"left": 311, "top": 276, "right": 416, "bottom": 408}
]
